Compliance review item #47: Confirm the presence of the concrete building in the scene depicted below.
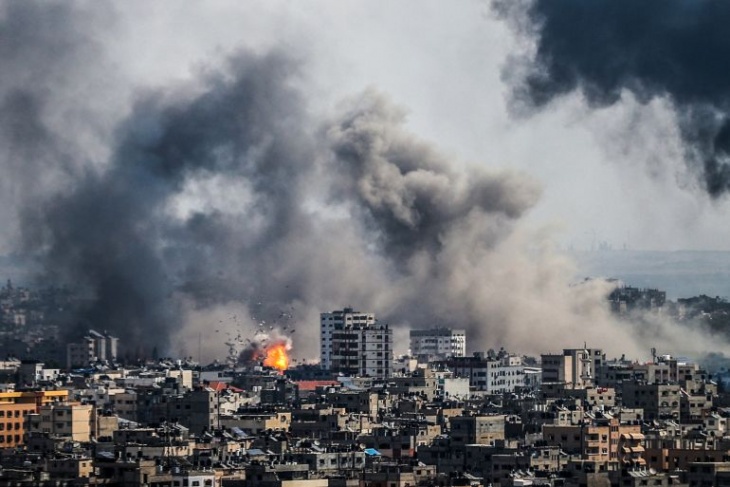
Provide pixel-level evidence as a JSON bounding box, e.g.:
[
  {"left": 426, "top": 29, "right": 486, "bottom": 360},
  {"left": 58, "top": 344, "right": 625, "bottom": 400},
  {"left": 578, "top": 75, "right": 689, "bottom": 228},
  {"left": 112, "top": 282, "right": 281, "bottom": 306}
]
[
  {"left": 66, "top": 329, "right": 119, "bottom": 369},
  {"left": 449, "top": 414, "right": 506, "bottom": 446},
  {"left": 45, "top": 456, "right": 94, "bottom": 480},
  {"left": 409, "top": 327, "right": 466, "bottom": 359},
  {"left": 320, "top": 307, "right": 393, "bottom": 379},
  {"left": 541, "top": 347, "right": 604, "bottom": 389},
  {"left": 0, "top": 390, "right": 69, "bottom": 448},
  {"left": 388, "top": 367, "right": 439, "bottom": 401},
  {"left": 27, "top": 402, "right": 95, "bottom": 442},
  {"left": 17, "top": 360, "right": 60, "bottom": 388},
  {"left": 320, "top": 308, "right": 375, "bottom": 370},
  {"left": 687, "top": 462, "right": 730, "bottom": 487},
  {"left": 175, "top": 388, "right": 220, "bottom": 435},
  {"left": 622, "top": 382, "right": 681, "bottom": 421},
  {"left": 543, "top": 413, "right": 642, "bottom": 466},
  {"left": 444, "top": 351, "right": 525, "bottom": 393},
  {"left": 220, "top": 411, "right": 290, "bottom": 434}
]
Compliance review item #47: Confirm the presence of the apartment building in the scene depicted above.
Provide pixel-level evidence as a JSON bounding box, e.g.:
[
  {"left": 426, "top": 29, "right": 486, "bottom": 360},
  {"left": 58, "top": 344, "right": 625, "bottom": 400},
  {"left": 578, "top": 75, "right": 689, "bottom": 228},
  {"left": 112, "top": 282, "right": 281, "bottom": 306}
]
[
  {"left": 27, "top": 402, "right": 94, "bottom": 442},
  {"left": 0, "top": 390, "right": 69, "bottom": 448},
  {"left": 320, "top": 308, "right": 393, "bottom": 379},
  {"left": 409, "top": 327, "right": 466, "bottom": 359},
  {"left": 543, "top": 413, "right": 643, "bottom": 466},
  {"left": 449, "top": 414, "right": 506, "bottom": 446},
  {"left": 541, "top": 347, "right": 605, "bottom": 389},
  {"left": 443, "top": 351, "right": 525, "bottom": 393},
  {"left": 66, "top": 329, "right": 119, "bottom": 369},
  {"left": 622, "top": 382, "right": 681, "bottom": 421}
]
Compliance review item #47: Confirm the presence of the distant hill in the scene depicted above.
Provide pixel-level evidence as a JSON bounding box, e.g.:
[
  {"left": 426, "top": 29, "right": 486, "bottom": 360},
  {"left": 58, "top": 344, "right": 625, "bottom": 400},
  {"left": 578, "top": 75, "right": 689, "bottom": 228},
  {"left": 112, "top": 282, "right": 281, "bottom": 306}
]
[{"left": 570, "top": 250, "right": 730, "bottom": 300}]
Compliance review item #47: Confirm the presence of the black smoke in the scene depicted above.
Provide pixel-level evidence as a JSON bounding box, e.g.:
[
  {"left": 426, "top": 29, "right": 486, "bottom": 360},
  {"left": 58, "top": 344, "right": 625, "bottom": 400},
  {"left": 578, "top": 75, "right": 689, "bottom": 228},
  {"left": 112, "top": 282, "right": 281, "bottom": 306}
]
[
  {"left": 0, "top": 1, "right": 116, "bottom": 247},
  {"left": 26, "top": 49, "right": 317, "bottom": 353},
  {"left": 5, "top": 1, "right": 680, "bottom": 361},
  {"left": 495, "top": 0, "right": 730, "bottom": 197},
  {"left": 5, "top": 32, "right": 541, "bottom": 357}
]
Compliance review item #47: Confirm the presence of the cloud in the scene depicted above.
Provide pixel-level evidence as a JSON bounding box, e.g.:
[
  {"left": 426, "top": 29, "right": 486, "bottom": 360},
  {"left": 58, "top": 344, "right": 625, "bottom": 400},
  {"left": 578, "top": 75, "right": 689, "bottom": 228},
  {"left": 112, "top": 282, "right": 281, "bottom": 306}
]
[{"left": 495, "top": 0, "right": 730, "bottom": 197}]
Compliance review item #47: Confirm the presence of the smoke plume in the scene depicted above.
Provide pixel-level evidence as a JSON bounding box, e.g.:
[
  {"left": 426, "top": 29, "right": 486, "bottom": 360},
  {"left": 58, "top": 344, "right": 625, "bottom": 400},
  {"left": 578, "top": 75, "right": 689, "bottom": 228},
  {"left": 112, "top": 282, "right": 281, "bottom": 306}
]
[
  {"left": 3, "top": 1, "right": 727, "bottom": 362},
  {"left": 494, "top": 0, "right": 730, "bottom": 197}
]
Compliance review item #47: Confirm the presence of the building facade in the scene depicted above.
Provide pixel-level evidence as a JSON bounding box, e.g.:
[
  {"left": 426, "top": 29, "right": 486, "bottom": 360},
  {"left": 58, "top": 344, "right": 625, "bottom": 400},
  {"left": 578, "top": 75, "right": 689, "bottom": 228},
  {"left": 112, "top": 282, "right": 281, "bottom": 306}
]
[
  {"left": 409, "top": 327, "right": 466, "bottom": 359},
  {"left": 0, "top": 390, "right": 69, "bottom": 448},
  {"left": 27, "top": 402, "right": 95, "bottom": 442},
  {"left": 443, "top": 351, "right": 525, "bottom": 393},
  {"left": 66, "top": 329, "right": 119, "bottom": 369},
  {"left": 320, "top": 308, "right": 392, "bottom": 379},
  {"left": 541, "top": 347, "right": 605, "bottom": 389}
]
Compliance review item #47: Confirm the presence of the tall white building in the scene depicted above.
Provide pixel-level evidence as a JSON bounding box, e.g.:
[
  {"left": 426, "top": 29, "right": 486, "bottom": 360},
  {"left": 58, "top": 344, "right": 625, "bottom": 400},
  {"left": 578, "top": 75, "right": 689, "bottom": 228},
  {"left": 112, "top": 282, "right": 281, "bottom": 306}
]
[
  {"left": 320, "top": 308, "right": 392, "bottom": 379},
  {"left": 409, "top": 327, "right": 466, "bottom": 359}
]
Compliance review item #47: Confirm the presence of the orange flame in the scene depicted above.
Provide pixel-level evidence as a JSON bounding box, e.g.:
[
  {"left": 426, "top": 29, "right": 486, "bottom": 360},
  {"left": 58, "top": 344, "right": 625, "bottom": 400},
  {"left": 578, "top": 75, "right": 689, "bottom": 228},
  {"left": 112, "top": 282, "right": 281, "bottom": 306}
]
[{"left": 263, "top": 343, "right": 290, "bottom": 372}]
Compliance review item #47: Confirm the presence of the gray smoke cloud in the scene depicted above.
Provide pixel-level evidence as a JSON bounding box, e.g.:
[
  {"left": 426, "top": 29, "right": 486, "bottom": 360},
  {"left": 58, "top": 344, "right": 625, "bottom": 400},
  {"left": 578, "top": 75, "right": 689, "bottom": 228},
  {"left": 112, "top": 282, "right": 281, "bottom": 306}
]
[
  {"left": 494, "top": 0, "right": 730, "bottom": 197},
  {"left": 4, "top": 0, "right": 727, "bottom": 363},
  {"left": 23, "top": 47, "right": 318, "bottom": 354},
  {"left": 0, "top": 1, "right": 118, "bottom": 251}
]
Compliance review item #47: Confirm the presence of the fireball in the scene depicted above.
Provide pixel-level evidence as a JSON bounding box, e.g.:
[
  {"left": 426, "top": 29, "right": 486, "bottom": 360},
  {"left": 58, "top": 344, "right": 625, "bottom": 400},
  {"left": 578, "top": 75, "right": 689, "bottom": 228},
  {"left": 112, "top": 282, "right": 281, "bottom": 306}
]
[{"left": 263, "top": 342, "right": 290, "bottom": 372}]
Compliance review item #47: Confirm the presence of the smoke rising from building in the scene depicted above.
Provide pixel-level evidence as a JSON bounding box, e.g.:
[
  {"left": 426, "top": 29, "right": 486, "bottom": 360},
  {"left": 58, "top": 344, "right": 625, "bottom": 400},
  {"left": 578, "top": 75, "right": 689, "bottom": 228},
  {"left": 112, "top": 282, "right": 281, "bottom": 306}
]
[
  {"left": 494, "top": 0, "right": 730, "bottom": 197},
  {"left": 2, "top": 1, "right": 728, "bottom": 361}
]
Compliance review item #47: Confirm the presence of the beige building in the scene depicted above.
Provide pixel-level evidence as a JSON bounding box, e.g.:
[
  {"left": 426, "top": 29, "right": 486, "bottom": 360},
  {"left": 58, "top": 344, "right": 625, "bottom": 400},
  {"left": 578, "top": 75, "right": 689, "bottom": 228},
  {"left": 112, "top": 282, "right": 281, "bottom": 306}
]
[
  {"left": 541, "top": 348, "right": 604, "bottom": 389},
  {"left": 27, "top": 402, "right": 94, "bottom": 441},
  {"left": 543, "top": 414, "right": 642, "bottom": 465},
  {"left": 220, "top": 411, "right": 291, "bottom": 434},
  {"left": 45, "top": 457, "right": 93, "bottom": 479}
]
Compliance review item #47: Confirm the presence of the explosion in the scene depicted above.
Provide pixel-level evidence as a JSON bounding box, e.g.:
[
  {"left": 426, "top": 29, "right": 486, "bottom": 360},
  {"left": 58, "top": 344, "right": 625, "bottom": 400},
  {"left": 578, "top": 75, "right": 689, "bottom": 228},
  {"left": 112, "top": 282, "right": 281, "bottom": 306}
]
[
  {"left": 238, "top": 333, "right": 292, "bottom": 373},
  {"left": 263, "top": 342, "right": 290, "bottom": 372}
]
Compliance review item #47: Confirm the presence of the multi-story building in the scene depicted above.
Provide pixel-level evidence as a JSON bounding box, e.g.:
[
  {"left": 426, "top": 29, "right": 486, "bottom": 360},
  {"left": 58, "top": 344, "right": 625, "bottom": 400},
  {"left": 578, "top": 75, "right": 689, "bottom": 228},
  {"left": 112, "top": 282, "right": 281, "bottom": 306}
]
[
  {"left": 622, "top": 382, "right": 681, "bottom": 421},
  {"left": 409, "top": 327, "right": 466, "bottom": 360},
  {"left": 220, "top": 410, "right": 291, "bottom": 435},
  {"left": 135, "top": 387, "right": 221, "bottom": 435},
  {"left": 543, "top": 412, "right": 643, "bottom": 466},
  {"left": 27, "top": 402, "right": 95, "bottom": 442},
  {"left": 320, "top": 308, "right": 375, "bottom": 370},
  {"left": 66, "top": 329, "right": 119, "bottom": 369},
  {"left": 442, "top": 350, "right": 525, "bottom": 393},
  {"left": 320, "top": 308, "right": 392, "bottom": 379},
  {"left": 16, "top": 360, "right": 60, "bottom": 388},
  {"left": 0, "top": 390, "right": 69, "bottom": 448},
  {"left": 449, "top": 414, "right": 506, "bottom": 446},
  {"left": 541, "top": 347, "right": 604, "bottom": 389}
]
